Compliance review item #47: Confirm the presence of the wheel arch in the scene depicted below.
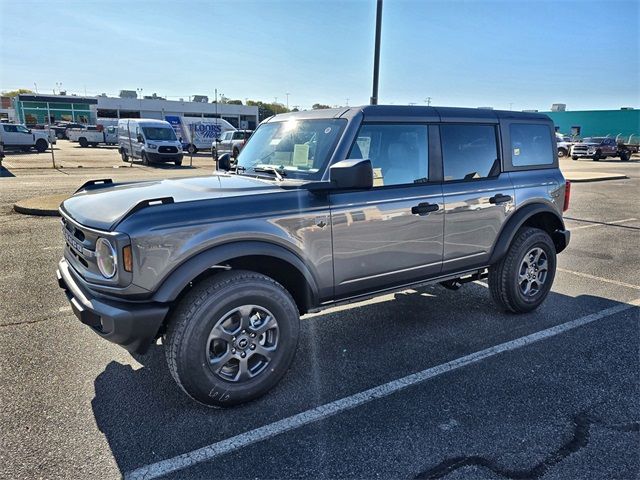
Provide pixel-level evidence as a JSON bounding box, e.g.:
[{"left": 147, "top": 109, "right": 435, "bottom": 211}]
[
  {"left": 152, "top": 241, "right": 320, "bottom": 314},
  {"left": 489, "top": 203, "right": 568, "bottom": 264}
]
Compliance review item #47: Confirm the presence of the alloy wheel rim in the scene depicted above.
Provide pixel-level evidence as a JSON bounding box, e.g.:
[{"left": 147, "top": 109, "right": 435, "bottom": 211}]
[
  {"left": 206, "top": 305, "right": 279, "bottom": 382},
  {"left": 518, "top": 247, "right": 548, "bottom": 297}
]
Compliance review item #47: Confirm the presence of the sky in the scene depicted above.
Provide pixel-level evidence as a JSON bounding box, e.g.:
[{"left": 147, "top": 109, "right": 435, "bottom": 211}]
[{"left": 0, "top": 0, "right": 638, "bottom": 111}]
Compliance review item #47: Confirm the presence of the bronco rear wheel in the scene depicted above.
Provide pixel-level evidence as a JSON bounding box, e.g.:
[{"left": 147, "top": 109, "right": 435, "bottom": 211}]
[
  {"left": 489, "top": 227, "right": 556, "bottom": 313},
  {"left": 165, "top": 270, "right": 300, "bottom": 407}
]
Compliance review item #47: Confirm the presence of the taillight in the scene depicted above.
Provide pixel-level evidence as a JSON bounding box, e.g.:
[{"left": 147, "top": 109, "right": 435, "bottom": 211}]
[{"left": 563, "top": 180, "right": 571, "bottom": 212}]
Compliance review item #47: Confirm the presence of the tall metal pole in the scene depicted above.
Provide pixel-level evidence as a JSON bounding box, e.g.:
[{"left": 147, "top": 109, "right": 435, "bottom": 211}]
[{"left": 370, "top": 0, "right": 383, "bottom": 105}]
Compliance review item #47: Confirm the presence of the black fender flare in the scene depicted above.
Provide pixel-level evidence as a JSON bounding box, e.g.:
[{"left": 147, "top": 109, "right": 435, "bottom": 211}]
[
  {"left": 152, "top": 241, "right": 320, "bottom": 305},
  {"left": 488, "top": 203, "right": 568, "bottom": 264}
]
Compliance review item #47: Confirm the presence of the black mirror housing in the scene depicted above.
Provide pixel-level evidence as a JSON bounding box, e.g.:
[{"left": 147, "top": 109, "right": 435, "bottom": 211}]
[
  {"left": 218, "top": 153, "right": 232, "bottom": 171},
  {"left": 329, "top": 159, "right": 373, "bottom": 190},
  {"left": 137, "top": 135, "right": 144, "bottom": 143}
]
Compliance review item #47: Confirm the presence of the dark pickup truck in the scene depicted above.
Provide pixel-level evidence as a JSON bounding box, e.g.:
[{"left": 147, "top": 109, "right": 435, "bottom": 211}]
[{"left": 57, "top": 106, "right": 570, "bottom": 406}]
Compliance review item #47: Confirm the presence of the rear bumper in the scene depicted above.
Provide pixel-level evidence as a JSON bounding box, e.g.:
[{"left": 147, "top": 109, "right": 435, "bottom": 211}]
[
  {"left": 553, "top": 229, "right": 571, "bottom": 253},
  {"left": 57, "top": 258, "right": 168, "bottom": 354}
]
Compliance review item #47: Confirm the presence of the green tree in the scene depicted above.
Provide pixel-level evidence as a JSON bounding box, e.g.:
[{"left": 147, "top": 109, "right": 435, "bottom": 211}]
[
  {"left": 312, "top": 103, "right": 331, "bottom": 110},
  {"left": 226, "top": 99, "right": 243, "bottom": 105},
  {"left": 247, "top": 100, "right": 291, "bottom": 121},
  {"left": 1, "top": 88, "right": 34, "bottom": 97}
]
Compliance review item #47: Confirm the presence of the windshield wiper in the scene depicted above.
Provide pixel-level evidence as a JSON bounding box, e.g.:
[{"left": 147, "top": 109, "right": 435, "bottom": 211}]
[{"left": 253, "top": 166, "right": 286, "bottom": 181}]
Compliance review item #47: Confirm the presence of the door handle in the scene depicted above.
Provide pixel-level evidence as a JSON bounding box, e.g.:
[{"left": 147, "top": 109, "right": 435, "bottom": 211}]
[
  {"left": 489, "top": 194, "right": 512, "bottom": 204},
  {"left": 411, "top": 202, "right": 439, "bottom": 215}
]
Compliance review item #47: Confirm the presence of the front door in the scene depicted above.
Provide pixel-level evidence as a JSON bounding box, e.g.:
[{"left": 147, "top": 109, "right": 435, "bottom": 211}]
[
  {"left": 330, "top": 123, "right": 444, "bottom": 299},
  {"left": 439, "top": 123, "right": 515, "bottom": 272}
]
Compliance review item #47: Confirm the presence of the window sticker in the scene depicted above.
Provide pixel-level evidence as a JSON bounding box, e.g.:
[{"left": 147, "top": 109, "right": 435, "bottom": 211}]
[
  {"left": 324, "top": 127, "right": 332, "bottom": 134},
  {"left": 373, "top": 167, "right": 384, "bottom": 187},
  {"left": 513, "top": 147, "right": 521, "bottom": 156},
  {"left": 293, "top": 144, "right": 310, "bottom": 166},
  {"left": 356, "top": 136, "right": 371, "bottom": 159}
]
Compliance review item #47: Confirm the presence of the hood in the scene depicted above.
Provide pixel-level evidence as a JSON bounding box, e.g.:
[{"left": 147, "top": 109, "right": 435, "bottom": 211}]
[{"left": 61, "top": 174, "right": 284, "bottom": 231}]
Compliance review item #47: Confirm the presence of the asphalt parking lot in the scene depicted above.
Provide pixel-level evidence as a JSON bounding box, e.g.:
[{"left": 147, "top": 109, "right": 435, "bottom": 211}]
[{"left": 0, "top": 143, "right": 638, "bottom": 479}]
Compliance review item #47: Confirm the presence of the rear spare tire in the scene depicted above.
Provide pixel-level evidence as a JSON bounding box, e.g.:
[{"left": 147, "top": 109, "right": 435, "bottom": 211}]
[{"left": 165, "top": 270, "right": 300, "bottom": 407}]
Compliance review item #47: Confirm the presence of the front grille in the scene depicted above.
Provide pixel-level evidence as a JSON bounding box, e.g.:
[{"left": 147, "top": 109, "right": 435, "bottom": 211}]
[{"left": 158, "top": 146, "right": 178, "bottom": 153}]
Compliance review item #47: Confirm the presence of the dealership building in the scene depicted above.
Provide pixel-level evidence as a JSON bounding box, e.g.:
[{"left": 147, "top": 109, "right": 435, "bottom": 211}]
[
  {"left": 10, "top": 93, "right": 259, "bottom": 130},
  {"left": 543, "top": 108, "right": 639, "bottom": 140}
]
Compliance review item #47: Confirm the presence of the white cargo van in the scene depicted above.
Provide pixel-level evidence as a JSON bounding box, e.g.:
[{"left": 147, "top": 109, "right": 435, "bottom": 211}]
[
  {"left": 165, "top": 116, "right": 235, "bottom": 154},
  {"left": 118, "top": 119, "right": 183, "bottom": 166}
]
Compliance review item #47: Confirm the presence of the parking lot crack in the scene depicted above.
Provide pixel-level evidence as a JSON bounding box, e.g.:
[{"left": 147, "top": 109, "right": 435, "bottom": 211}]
[{"left": 414, "top": 413, "right": 640, "bottom": 479}]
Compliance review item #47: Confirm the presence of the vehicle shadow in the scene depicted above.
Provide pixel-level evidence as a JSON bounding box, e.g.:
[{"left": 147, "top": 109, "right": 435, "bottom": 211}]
[
  {"left": 0, "top": 165, "right": 16, "bottom": 177},
  {"left": 91, "top": 284, "right": 631, "bottom": 475}
]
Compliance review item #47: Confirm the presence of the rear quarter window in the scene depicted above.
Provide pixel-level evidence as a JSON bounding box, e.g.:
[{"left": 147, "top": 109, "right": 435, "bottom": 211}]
[{"left": 510, "top": 124, "right": 554, "bottom": 166}]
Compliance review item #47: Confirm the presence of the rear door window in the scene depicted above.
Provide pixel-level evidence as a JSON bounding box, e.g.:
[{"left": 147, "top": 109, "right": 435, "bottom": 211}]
[
  {"left": 441, "top": 124, "right": 499, "bottom": 181},
  {"left": 510, "top": 124, "right": 553, "bottom": 166}
]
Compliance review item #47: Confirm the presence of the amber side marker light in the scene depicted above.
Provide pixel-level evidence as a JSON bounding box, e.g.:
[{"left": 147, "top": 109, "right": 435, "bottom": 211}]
[{"left": 123, "top": 245, "right": 133, "bottom": 272}]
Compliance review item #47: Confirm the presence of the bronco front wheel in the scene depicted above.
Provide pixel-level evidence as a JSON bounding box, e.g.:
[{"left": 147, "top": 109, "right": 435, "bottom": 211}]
[{"left": 165, "top": 270, "right": 300, "bottom": 407}]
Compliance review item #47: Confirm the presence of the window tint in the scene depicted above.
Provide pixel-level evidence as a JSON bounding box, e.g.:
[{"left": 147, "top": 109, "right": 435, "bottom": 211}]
[
  {"left": 233, "top": 131, "right": 246, "bottom": 140},
  {"left": 441, "top": 125, "right": 499, "bottom": 181},
  {"left": 3, "top": 125, "right": 17, "bottom": 132},
  {"left": 348, "top": 124, "right": 428, "bottom": 187},
  {"left": 510, "top": 124, "right": 553, "bottom": 166}
]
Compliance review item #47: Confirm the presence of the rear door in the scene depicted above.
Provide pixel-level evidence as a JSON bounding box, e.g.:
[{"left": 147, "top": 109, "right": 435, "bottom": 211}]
[
  {"left": 330, "top": 123, "right": 444, "bottom": 298},
  {"left": 440, "top": 123, "right": 515, "bottom": 272}
]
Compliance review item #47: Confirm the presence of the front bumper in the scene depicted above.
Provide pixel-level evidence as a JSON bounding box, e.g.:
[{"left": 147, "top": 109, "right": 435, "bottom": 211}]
[
  {"left": 57, "top": 258, "right": 168, "bottom": 353},
  {"left": 147, "top": 152, "right": 183, "bottom": 163}
]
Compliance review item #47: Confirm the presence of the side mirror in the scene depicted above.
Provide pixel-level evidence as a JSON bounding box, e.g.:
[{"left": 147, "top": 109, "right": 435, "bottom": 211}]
[
  {"left": 137, "top": 134, "right": 144, "bottom": 143},
  {"left": 329, "top": 159, "right": 373, "bottom": 190},
  {"left": 218, "top": 153, "right": 232, "bottom": 171}
]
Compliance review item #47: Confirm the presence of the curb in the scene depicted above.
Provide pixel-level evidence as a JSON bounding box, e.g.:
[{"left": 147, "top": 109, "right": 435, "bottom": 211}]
[{"left": 13, "top": 194, "right": 68, "bottom": 217}]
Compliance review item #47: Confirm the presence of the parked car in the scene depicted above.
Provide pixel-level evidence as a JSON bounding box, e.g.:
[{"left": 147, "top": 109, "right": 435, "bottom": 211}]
[
  {"left": 67, "top": 125, "right": 117, "bottom": 147},
  {"left": 118, "top": 119, "right": 183, "bottom": 166},
  {"left": 570, "top": 137, "right": 618, "bottom": 161},
  {"left": 555, "top": 133, "right": 573, "bottom": 158},
  {"left": 57, "top": 106, "right": 570, "bottom": 407},
  {"left": 211, "top": 129, "right": 252, "bottom": 160},
  {"left": 0, "top": 123, "right": 50, "bottom": 152}
]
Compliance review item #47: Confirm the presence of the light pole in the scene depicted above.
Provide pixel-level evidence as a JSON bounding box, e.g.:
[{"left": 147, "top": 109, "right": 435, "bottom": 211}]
[
  {"left": 370, "top": 0, "right": 383, "bottom": 105},
  {"left": 425, "top": 97, "right": 432, "bottom": 106},
  {"left": 137, "top": 88, "right": 143, "bottom": 115},
  {"left": 346, "top": 98, "right": 350, "bottom": 106},
  {"left": 285, "top": 92, "right": 290, "bottom": 110}
]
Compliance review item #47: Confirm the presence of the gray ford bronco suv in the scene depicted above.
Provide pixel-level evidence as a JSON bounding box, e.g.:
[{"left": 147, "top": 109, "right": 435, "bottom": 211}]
[{"left": 57, "top": 106, "right": 570, "bottom": 407}]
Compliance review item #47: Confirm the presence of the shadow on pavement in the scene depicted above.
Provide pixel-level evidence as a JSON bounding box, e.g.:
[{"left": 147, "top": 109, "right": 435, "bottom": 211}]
[
  {"left": 0, "top": 166, "right": 16, "bottom": 177},
  {"left": 91, "top": 286, "right": 634, "bottom": 475}
]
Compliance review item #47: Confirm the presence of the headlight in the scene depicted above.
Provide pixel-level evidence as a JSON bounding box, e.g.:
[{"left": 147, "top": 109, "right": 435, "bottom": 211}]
[
  {"left": 148, "top": 144, "right": 158, "bottom": 149},
  {"left": 96, "top": 237, "right": 117, "bottom": 278}
]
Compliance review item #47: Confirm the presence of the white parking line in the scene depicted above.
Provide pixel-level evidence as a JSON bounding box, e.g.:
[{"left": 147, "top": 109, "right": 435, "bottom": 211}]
[
  {"left": 570, "top": 218, "right": 637, "bottom": 230},
  {"left": 558, "top": 268, "right": 640, "bottom": 291},
  {"left": 124, "top": 298, "right": 640, "bottom": 480}
]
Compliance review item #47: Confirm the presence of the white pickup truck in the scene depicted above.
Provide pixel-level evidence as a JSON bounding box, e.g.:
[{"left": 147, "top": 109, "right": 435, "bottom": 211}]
[
  {"left": 67, "top": 125, "right": 118, "bottom": 147},
  {"left": 0, "top": 123, "right": 51, "bottom": 152}
]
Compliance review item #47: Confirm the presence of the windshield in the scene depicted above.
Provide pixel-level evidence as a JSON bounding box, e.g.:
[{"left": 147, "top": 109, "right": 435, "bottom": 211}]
[
  {"left": 142, "top": 127, "right": 177, "bottom": 141},
  {"left": 236, "top": 118, "right": 346, "bottom": 179},
  {"left": 582, "top": 137, "right": 604, "bottom": 144}
]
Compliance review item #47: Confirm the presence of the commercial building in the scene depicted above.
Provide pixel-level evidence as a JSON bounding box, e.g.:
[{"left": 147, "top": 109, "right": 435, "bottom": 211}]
[
  {"left": 11, "top": 94, "right": 259, "bottom": 130},
  {"left": 544, "top": 109, "right": 639, "bottom": 140}
]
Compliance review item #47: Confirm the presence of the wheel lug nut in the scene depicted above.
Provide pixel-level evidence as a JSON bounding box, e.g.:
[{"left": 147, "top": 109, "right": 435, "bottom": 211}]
[
  {"left": 250, "top": 344, "right": 256, "bottom": 350},
  {"left": 242, "top": 330, "right": 246, "bottom": 334},
  {"left": 241, "top": 352, "right": 246, "bottom": 358},
  {"left": 250, "top": 333, "right": 255, "bottom": 338},
  {"left": 231, "top": 348, "right": 236, "bottom": 354},
  {"left": 232, "top": 337, "right": 236, "bottom": 341}
]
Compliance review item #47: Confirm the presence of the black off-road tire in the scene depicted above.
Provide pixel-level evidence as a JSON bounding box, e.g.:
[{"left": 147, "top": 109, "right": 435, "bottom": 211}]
[
  {"left": 120, "top": 148, "right": 129, "bottom": 162},
  {"left": 488, "top": 227, "right": 556, "bottom": 313},
  {"left": 593, "top": 150, "right": 601, "bottom": 161},
  {"left": 558, "top": 148, "right": 567, "bottom": 158},
  {"left": 571, "top": 155, "right": 578, "bottom": 160},
  {"left": 79, "top": 137, "right": 88, "bottom": 148},
  {"left": 35, "top": 139, "right": 48, "bottom": 153},
  {"left": 164, "top": 270, "right": 300, "bottom": 407},
  {"left": 141, "top": 152, "right": 149, "bottom": 165}
]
